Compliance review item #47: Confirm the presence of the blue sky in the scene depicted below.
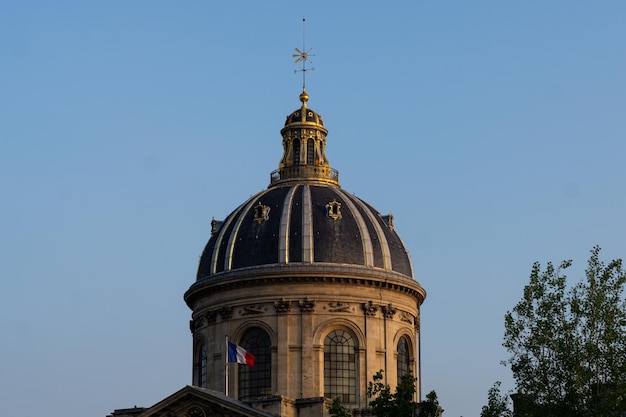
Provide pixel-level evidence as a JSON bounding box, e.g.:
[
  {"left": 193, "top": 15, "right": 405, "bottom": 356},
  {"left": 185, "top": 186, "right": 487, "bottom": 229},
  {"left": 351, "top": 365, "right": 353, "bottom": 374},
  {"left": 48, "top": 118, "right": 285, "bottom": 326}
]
[{"left": 1, "top": 2, "right": 625, "bottom": 417}]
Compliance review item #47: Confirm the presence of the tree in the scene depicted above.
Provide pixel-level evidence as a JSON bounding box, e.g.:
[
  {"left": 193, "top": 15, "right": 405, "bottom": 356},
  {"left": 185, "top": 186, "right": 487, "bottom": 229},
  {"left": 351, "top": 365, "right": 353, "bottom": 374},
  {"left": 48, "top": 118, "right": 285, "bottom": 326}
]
[
  {"left": 503, "top": 246, "right": 626, "bottom": 417},
  {"left": 480, "top": 381, "right": 512, "bottom": 417},
  {"left": 417, "top": 390, "right": 442, "bottom": 417},
  {"left": 327, "top": 396, "right": 351, "bottom": 417},
  {"left": 367, "top": 370, "right": 421, "bottom": 417}
]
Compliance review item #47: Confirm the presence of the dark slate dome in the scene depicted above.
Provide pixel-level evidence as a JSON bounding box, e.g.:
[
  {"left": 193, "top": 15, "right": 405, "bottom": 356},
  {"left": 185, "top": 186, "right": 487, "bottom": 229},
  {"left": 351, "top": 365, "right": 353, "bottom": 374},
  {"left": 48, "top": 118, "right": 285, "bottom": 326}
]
[
  {"left": 196, "top": 90, "right": 415, "bottom": 282},
  {"left": 196, "top": 183, "right": 413, "bottom": 281}
]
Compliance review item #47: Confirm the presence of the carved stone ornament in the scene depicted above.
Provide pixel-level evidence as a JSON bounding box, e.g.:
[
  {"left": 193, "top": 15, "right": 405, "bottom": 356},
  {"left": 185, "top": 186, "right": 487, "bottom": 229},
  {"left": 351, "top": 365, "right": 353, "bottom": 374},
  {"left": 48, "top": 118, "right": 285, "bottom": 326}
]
[
  {"left": 361, "top": 301, "right": 378, "bottom": 317},
  {"left": 327, "top": 301, "right": 352, "bottom": 313},
  {"left": 382, "top": 212, "right": 394, "bottom": 231},
  {"left": 241, "top": 304, "right": 266, "bottom": 316},
  {"left": 274, "top": 298, "right": 291, "bottom": 313},
  {"left": 326, "top": 199, "right": 342, "bottom": 220},
  {"left": 185, "top": 406, "right": 206, "bottom": 417},
  {"left": 210, "top": 218, "right": 223, "bottom": 236},
  {"left": 218, "top": 306, "right": 233, "bottom": 320},
  {"left": 205, "top": 310, "right": 217, "bottom": 324},
  {"left": 253, "top": 202, "right": 270, "bottom": 224},
  {"left": 299, "top": 297, "right": 316, "bottom": 312},
  {"left": 382, "top": 303, "right": 397, "bottom": 319},
  {"left": 400, "top": 311, "right": 414, "bottom": 324},
  {"left": 190, "top": 317, "right": 205, "bottom": 332}
]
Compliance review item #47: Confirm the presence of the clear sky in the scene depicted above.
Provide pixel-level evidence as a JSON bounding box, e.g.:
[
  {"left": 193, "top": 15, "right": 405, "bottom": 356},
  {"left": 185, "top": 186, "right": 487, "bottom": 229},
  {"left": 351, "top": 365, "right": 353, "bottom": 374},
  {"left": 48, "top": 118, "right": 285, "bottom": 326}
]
[{"left": 1, "top": 2, "right": 625, "bottom": 417}]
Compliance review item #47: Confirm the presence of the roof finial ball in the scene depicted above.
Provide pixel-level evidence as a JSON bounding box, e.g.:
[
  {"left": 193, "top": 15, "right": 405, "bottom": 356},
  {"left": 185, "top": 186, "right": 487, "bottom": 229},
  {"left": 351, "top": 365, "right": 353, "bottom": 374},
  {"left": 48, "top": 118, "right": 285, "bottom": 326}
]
[{"left": 299, "top": 89, "right": 309, "bottom": 108}]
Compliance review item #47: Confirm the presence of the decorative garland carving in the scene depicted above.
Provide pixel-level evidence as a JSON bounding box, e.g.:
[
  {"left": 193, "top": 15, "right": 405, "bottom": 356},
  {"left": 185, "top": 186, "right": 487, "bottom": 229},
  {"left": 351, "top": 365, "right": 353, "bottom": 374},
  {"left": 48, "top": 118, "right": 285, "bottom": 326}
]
[
  {"left": 218, "top": 306, "right": 233, "bottom": 320},
  {"left": 400, "top": 311, "right": 414, "bottom": 324},
  {"left": 241, "top": 304, "right": 266, "bottom": 316},
  {"left": 327, "top": 301, "right": 352, "bottom": 313},
  {"left": 414, "top": 308, "right": 421, "bottom": 331}
]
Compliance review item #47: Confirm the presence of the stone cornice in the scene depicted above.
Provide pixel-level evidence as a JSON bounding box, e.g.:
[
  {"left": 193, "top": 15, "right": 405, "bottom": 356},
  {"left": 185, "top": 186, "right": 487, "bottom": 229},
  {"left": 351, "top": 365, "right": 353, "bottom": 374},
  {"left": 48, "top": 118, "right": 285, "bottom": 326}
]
[{"left": 185, "top": 263, "right": 426, "bottom": 309}]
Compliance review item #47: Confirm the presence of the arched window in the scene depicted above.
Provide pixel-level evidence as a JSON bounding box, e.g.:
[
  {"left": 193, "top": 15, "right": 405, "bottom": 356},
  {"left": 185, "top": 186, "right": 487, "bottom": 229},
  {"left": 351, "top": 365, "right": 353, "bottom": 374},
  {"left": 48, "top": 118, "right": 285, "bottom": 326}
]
[
  {"left": 397, "top": 336, "right": 411, "bottom": 385},
  {"left": 324, "top": 329, "right": 357, "bottom": 403},
  {"left": 238, "top": 328, "right": 271, "bottom": 400},
  {"left": 307, "top": 138, "right": 315, "bottom": 165},
  {"left": 195, "top": 342, "right": 207, "bottom": 388},
  {"left": 293, "top": 139, "right": 301, "bottom": 165}
]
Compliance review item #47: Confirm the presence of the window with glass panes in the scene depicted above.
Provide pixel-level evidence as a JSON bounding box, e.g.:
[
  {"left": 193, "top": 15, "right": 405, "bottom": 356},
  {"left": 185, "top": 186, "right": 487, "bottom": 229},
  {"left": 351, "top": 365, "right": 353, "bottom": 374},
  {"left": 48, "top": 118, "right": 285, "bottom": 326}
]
[
  {"left": 324, "top": 329, "right": 357, "bottom": 403},
  {"left": 200, "top": 344, "right": 208, "bottom": 387},
  {"left": 397, "top": 336, "right": 410, "bottom": 385},
  {"left": 195, "top": 342, "right": 208, "bottom": 388},
  {"left": 293, "top": 139, "right": 301, "bottom": 165},
  {"left": 238, "top": 328, "right": 271, "bottom": 400},
  {"left": 307, "top": 138, "right": 315, "bottom": 165}
]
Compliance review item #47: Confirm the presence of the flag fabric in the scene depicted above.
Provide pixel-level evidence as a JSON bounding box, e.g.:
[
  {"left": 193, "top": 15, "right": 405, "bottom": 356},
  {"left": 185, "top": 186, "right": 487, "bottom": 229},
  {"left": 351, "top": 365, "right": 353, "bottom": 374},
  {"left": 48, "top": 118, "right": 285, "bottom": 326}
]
[{"left": 227, "top": 341, "right": 255, "bottom": 366}]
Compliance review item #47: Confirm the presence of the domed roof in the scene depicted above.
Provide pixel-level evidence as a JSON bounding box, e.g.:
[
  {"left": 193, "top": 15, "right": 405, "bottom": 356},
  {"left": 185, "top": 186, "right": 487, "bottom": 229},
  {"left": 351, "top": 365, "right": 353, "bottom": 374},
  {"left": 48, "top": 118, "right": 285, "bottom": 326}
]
[
  {"left": 195, "top": 91, "right": 415, "bottom": 283},
  {"left": 282, "top": 90, "right": 326, "bottom": 130},
  {"left": 197, "top": 183, "right": 413, "bottom": 281}
]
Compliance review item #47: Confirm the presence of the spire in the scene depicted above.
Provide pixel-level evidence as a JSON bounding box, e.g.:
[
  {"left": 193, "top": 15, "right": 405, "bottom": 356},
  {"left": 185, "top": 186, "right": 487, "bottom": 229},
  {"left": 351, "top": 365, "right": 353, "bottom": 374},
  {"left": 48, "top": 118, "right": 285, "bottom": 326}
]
[
  {"left": 292, "top": 17, "right": 314, "bottom": 91},
  {"left": 269, "top": 20, "right": 338, "bottom": 187}
]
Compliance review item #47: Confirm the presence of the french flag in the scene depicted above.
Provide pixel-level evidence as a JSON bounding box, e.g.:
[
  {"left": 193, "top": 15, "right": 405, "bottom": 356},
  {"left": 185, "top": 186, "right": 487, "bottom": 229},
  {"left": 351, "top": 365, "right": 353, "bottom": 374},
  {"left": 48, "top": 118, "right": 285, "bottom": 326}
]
[{"left": 227, "top": 341, "right": 255, "bottom": 367}]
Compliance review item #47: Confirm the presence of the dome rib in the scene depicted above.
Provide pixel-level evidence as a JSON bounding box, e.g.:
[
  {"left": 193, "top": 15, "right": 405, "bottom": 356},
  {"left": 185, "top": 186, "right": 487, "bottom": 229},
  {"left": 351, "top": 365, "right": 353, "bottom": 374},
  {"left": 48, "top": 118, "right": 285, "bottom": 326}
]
[
  {"left": 278, "top": 184, "right": 299, "bottom": 263},
  {"left": 340, "top": 191, "right": 393, "bottom": 271},
  {"left": 209, "top": 196, "right": 257, "bottom": 275},
  {"left": 302, "top": 184, "right": 313, "bottom": 263},
  {"left": 334, "top": 188, "right": 374, "bottom": 267},
  {"left": 224, "top": 189, "right": 272, "bottom": 272},
  {"left": 358, "top": 198, "right": 415, "bottom": 278},
  {"left": 197, "top": 184, "right": 416, "bottom": 281}
]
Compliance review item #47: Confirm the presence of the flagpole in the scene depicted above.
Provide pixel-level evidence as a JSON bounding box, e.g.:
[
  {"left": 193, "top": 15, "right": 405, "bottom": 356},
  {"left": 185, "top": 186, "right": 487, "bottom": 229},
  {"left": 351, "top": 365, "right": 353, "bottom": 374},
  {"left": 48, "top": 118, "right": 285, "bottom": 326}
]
[{"left": 225, "top": 335, "right": 229, "bottom": 396}]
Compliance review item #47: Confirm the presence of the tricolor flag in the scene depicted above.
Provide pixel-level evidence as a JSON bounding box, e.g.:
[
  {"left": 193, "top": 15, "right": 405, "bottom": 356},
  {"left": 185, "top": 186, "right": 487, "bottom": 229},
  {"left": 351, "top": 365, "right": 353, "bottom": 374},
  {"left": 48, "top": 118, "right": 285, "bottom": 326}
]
[{"left": 227, "top": 341, "right": 255, "bottom": 367}]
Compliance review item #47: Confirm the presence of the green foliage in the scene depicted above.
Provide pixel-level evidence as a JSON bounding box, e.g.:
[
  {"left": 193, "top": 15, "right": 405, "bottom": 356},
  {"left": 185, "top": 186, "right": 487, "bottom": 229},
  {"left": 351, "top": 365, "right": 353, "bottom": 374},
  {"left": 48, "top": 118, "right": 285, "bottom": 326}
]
[
  {"left": 480, "top": 381, "right": 512, "bottom": 417},
  {"left": 503, "top": 246, "right": 626, "bottom": 417},
  {"left": 327, "top": 396, "right": 351, "bottom": 417},
  {"left": 417, "top": 390, "right": 442, "bottom": 417},
  {"left": 367, "top": 370, "right": 420, "bottom": 417}
]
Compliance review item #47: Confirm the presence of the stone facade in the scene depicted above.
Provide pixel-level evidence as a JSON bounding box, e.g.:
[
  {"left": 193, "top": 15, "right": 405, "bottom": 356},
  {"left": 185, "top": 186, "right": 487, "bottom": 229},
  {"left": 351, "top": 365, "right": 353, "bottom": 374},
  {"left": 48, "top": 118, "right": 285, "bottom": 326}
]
[{"left": 186, "top": 266, "right": 423, "bottom": 416}]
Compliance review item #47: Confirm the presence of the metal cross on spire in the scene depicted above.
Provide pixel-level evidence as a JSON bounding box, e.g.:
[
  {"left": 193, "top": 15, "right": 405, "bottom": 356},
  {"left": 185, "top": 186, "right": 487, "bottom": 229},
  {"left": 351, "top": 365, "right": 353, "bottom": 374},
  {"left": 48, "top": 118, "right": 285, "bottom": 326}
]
[{"left": 293, "top": 17, "right": 315, "bottom": 90}]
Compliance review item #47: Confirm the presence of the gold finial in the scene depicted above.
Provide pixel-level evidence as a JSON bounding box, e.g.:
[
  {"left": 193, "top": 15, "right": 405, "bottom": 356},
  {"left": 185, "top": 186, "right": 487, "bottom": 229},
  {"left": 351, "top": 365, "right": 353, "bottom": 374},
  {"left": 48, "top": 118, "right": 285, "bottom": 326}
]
[
  {"left": 293, "top": 17, "right": 315, "bottom": 90},
  {"left": 299, "top": 90, "right": 309, "bottom": 108}
]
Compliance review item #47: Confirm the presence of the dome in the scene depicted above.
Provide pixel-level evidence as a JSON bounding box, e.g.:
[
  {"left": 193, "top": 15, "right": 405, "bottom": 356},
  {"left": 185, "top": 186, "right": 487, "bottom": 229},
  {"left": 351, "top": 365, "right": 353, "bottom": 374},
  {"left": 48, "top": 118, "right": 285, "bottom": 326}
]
[
  {"left": 282, "top": 90, "right": 326, "bottom": 129},
  {"left": 195, "top": 90, "right": 415, "bottom": 284},
  {"left": 196, "top": 183, "right": 413, "bottom": 281},
  {"left": 184, "top": 89, "right": 426, "bottom": 413}
]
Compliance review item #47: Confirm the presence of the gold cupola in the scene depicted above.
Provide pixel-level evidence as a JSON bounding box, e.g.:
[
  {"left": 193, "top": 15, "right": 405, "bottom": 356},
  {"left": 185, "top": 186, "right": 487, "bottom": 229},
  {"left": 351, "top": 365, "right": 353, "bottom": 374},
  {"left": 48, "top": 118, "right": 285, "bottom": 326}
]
[{"left": 269, "top": 90, "right": 339, "bottom": 187}]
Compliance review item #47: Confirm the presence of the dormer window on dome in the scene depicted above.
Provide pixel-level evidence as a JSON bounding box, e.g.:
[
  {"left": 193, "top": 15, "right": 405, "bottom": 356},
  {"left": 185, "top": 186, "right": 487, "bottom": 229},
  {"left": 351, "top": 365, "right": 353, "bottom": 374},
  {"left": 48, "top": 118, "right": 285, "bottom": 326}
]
[
  {"left": 326, "top": 200, "right": 342, "bottom": 220},
  {"left": 253, "top": 202, "right": 270, "bottom": 224}
]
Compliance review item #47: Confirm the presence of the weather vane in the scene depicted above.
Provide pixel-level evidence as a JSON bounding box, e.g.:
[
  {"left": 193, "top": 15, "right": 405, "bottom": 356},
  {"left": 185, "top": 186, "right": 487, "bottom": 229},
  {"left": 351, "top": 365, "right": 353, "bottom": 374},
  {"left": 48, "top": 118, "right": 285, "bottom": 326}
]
[{"left": 293, "top": 17, "right": 315, "bottom": 90}]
